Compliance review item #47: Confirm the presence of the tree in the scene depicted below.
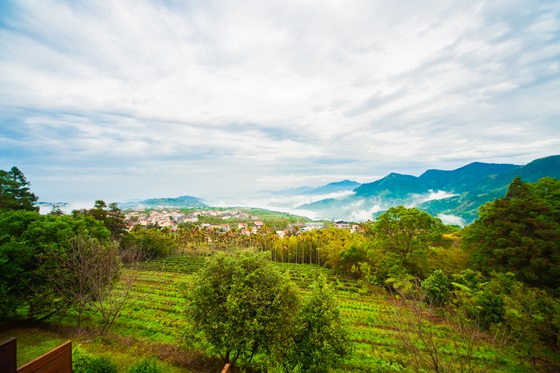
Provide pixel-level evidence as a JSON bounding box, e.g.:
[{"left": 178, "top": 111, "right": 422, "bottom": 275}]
[
  {"left": 106, "top": 202, "right": 128, "bottom": 239},
  {"left": 87, "top": 239, "right": 138, "bottom": 335},
  {"left": 123, "top": 226, "right": 178, "bottom": 259},
  {"left": 462, "top": 177, "right": 560, "bottom": 289},
  {"left": 44, "top": 236, "right": 126, "bottom": 331},
  {"left": 73, "top": 200, "right": 128, "bottom": 240},
  {"left": 184, "top": 250, "right": 300, "bottom": 367},
  {"left": 391, "top": 279, "right": 509, "bottom": 373},
  {"left": 0, "top": 210, "right": 43, "bottom": 318},
  {"left": 373, "top": 206, "right": 450, "bottom": 279},
  {"left": 284, "top": 275, "right": 352, "bottom": 373},
  {"left": 0, "top": 167, "right": 38, "bottom": 211},
  {"left": 0, "top": 211, "right": 111, "bottom": 320}
]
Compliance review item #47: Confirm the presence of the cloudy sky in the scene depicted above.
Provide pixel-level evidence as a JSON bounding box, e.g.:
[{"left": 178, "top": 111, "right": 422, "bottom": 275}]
[{"left": 1, "top": 0, "right": 559, "bottom": 206}]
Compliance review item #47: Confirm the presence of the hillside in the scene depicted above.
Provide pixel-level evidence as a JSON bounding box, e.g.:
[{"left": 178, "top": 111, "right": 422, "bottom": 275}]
[
  {"left": 418, "top": 162, "right": 519, "bottom": 192},
  {"left": 354, "top": 173, "right": 426, "bottom": 198},
  {"left": 420, "top": 155, "right": 560, "bottom": 223}
]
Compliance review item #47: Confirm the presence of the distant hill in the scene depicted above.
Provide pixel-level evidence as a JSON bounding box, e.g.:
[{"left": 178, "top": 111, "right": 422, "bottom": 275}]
[
  {"left": 274, "top": 180, "right": 361, "bottom": 196},
  {"left": 118, "top": 195, "right": 208, "bottom": 210},
  {"left": 272, "top": 186, "right": 315, "bottom": 195},
  {"left": 354, "top": 173, "right": 427, "bottom": 199},
  {"left": 297, "top": 155, "right": 560, "bottom": 224},
  {"left": 304, "top": 180, "right": 361, "bottom": 195}
]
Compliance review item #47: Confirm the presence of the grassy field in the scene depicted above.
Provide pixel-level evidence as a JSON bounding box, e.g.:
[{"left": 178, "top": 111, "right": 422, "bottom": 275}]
[{"left": 1, "top": 255, "right": 542, "bottom": 372}]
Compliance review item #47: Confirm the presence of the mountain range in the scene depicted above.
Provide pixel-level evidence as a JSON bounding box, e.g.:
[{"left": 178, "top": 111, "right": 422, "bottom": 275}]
[
  {"left": 117, "top": 155, "right": 560, "bottom": 225},
  {"left": 296, "top": 155, "right": 560, "bottom": 224}
]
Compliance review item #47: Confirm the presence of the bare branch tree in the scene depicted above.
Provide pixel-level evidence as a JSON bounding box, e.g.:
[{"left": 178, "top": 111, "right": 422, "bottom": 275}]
[
  {"left": 390, "top": 281, "right": 510, "bottom": 373},
  {"left": 89, "top": 242, "right": 146, "bottom": 335},
  {"left": 45, "top": 236, "right": 145, "bottom": 335}
]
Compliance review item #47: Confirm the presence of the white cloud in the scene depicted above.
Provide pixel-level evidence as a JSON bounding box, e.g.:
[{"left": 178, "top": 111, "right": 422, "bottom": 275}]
[
  {"left": 437, "top": 214, "right": 466, "bottom": 227},
  {"left": 0, "top": 0, "right": 559, "bottom": 204},
  {"left": 348, "top": 202, "right": 383, "bottom": 222}
]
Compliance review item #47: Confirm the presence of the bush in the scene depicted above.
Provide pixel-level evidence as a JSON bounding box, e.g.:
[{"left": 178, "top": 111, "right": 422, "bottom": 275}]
[
  {"left": 73, "top": 346, "right": 118, "bottom": 373},
  {"left": 421, "top": 269, "right": 450, "bottom": 306},
  {"left": 126, "top": 357, "right": 162, "bottom": 373},
  {"left": 284, "top": 275, "right": 352, "bottom": 372}
]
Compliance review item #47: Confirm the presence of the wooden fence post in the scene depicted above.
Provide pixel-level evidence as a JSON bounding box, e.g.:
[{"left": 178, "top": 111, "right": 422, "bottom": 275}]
[
  {"left": 0, "top": 338, "right": 17, "bottom": 373},
  {"left": 221, "top": 363, "right": 231, "bottom": 373}
]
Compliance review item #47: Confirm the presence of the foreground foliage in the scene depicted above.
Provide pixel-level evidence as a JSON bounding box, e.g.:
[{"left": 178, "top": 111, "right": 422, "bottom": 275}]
[{"left": 184, "top": 250, "right": 300, "bottom": 367}]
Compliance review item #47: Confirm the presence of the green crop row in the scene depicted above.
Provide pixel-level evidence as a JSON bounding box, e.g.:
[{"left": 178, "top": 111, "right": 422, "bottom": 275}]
[
  {"left": 33, "top": 255, "right": 533, "bottom": 372},
  {"left": 118, "top": 256, "right": 530, "bottom": 371}
]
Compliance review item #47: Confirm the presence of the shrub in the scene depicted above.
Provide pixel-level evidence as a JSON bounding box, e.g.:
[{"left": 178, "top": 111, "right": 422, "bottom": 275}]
[
  {"left": 421, "top": 269, "right": 450, "bottom": 306},
  {"left": 284, "top": 275, "right": 352, "bottom": 372},
  {"left": 73, "top": 346, "right": 118, "bottom": 373},
  {"left": 126, "top": 357, "right": 162, "bottom": 373}
]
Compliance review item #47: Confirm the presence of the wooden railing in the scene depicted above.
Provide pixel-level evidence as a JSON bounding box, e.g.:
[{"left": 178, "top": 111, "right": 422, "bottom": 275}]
[
  {"left": 0, "top": 338, "right": 72, "bottom": 373},
  {"left": 221, "top": 363, "right": 231, "bottom": 372},
  {"left": 0, "top": 338, "right": 17, "bottom": 373}
]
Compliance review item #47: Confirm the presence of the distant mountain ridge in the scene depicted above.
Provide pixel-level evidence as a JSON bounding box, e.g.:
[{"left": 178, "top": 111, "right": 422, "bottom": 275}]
[
  {"left": 354, "top": 162, "right": 520, "bottom": 198},
  {"left": 274, "top": 180, "right": 361, "bottom": 196},
  {"left": 354, "top": 173, "right": 430, "bottom": 199},
  {"left": 118, "top": 195, "right": 208, "bottom": 210},
  {"left": 419, "top": 162, "right": 520, "bottom": 192},
  {"left": 298, "top": 155, "right": 560, "bottom": 224},
  {"left": 304, "top": 180, "right": 362, "bottom": 195}
]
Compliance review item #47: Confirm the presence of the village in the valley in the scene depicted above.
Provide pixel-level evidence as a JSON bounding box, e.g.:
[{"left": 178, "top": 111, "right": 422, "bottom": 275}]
[{"left": 123, "top": 208, "right": 363, "bottom": 237}]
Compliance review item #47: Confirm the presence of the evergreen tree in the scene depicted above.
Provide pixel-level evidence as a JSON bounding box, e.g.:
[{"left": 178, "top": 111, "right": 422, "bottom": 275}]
[
  {"left": 0, "top": 167, "right": 38, "bottom": 211},
  {"left": 463, "top": 177, "right": 560, "bottom": 290}
]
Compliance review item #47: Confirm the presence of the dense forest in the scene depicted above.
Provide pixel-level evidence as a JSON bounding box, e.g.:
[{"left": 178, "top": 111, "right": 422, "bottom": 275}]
[{"left": 1, "top": 167, "right": 559, "bottom": 372}]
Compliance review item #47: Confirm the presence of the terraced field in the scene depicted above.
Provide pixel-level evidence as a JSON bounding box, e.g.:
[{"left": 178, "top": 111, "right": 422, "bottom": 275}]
[{"left": 107, "top": 255, "right": 531, "bottom": 372}]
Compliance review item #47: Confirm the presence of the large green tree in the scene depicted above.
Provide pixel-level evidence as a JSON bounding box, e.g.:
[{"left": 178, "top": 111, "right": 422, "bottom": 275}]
[
  {"left": 462, "top": 176, "right": 560, "bottom": 290},
  {"left": 0, "top": 167, "right": 38, "bottom": 211},
  {"left": 373, "top": 206, "right": 449, "bottom": 278},
  {"left": 0, "top": 210, "right": 110, "bottom": 320},
  {"left": 185, "top": 250, "right": 300, "bottom": 367}
]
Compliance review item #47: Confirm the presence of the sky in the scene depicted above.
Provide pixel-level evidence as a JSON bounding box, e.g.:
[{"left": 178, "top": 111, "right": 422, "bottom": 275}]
[{"left": 1, "top": 0, "right": 559, "bottom": 208}]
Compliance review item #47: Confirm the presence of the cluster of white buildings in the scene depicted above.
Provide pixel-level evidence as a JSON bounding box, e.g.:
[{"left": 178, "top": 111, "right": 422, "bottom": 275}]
[
  {"left": 124, "top": 209, "right": 260, "bottom": 231},
  {"left": 124, "top": 209, "right": 362, "bottom": 236}
]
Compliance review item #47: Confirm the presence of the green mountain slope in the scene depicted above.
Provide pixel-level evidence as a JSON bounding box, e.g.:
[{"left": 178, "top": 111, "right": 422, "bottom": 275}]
[
  {"left": 419, "top": 162, "right": 519, "bottom": 192},
  {"left": 421, "top": 155, "right": 560, "bottom": 223},
  {"left": 475, "top": 155, "right": 560, "bottom": 192},
  {"left": 298, "top": 155, "right": 560, "bottom": 224},
  {"left": 354, "top": 173, "right": 427, "bottom": 198}
]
